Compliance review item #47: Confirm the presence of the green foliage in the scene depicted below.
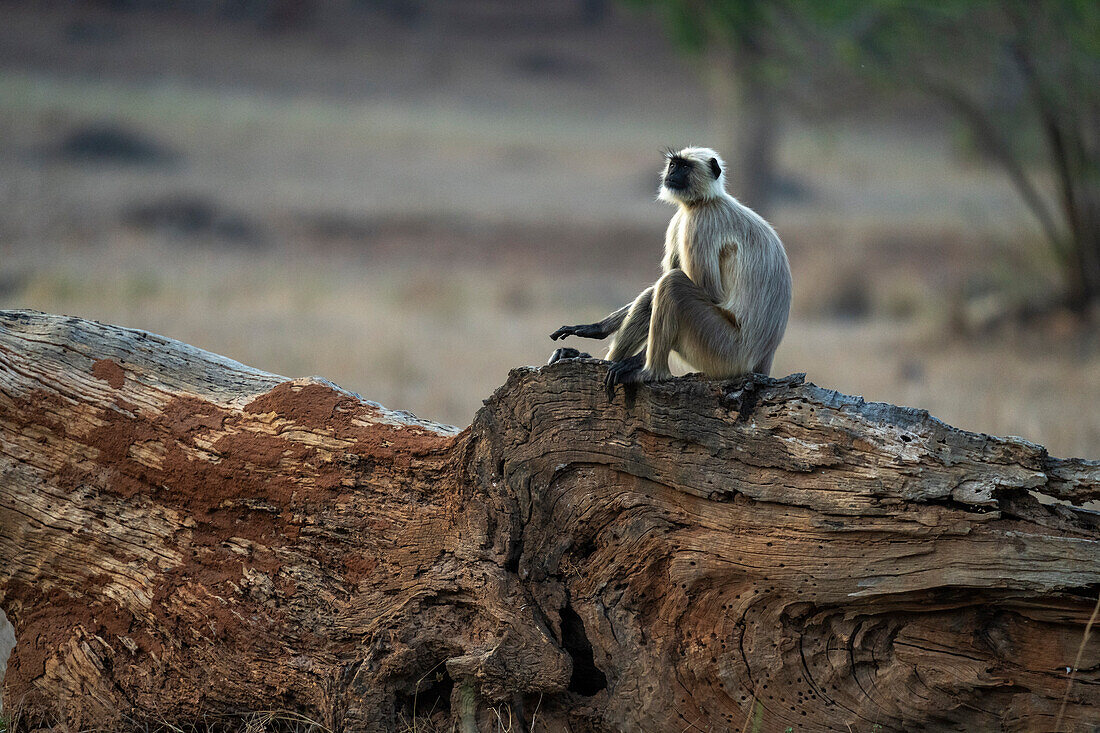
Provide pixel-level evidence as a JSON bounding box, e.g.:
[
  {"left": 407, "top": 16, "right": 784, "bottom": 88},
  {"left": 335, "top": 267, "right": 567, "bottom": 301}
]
[
  {"left": 622, "top": 0, "right": 767, "bottom": 51},
  {"left": 813, "top": 0, "right": 1100, "bottom": 305},
  {"left": 621, "top": 0, "right": 799, "bottom": 86}
]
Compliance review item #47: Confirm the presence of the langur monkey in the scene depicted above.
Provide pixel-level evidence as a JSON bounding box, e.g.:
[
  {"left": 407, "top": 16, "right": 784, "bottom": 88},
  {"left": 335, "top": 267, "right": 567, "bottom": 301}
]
[{"left": 549, "top": 146, "right": 791, "bottom": 391}]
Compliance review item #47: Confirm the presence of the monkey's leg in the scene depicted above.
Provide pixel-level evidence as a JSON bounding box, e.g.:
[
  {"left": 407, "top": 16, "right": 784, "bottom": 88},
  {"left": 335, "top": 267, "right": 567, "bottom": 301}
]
[
  {"left": 602, "top": 287, "right": 656, "bottom": 395},
  {"left": 608, "top": 270, "right": 740, "bottom": 390},
  {"left": 550, "top": 294, "right": 643, "bottom": 342},
  {"left": 605, "top": 286, "right": 654, "bottom": 361},
  {"left": 647, "top": 269, "right": 742, "bottom": 377}
]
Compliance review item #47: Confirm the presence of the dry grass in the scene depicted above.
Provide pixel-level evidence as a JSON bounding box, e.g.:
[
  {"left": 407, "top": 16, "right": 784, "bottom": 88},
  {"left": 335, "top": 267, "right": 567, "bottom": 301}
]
[
  {"left": 1054, "top": 592, "right": 1100, "bottom": 731},
  {"left": 0, "top": 711, "right": 330, "bottom": 733}
]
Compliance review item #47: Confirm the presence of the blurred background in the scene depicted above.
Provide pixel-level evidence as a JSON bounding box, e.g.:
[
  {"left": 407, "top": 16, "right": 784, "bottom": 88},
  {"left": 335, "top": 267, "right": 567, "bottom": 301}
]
[{"left": 1, "top": 0, "right": 1097, "bottom": 456}]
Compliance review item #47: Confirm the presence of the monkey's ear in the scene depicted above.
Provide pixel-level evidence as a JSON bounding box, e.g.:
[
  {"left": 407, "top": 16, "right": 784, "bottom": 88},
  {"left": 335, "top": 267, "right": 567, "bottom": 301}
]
[{"left": 709, "top": 157, "right": 722, "bottom": 180}]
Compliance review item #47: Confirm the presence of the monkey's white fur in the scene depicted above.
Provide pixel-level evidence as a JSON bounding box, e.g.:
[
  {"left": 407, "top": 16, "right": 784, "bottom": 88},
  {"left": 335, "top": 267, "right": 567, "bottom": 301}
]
[
  {"left": 550, "top": 146, "right": 791, "bottom": 385},
  {"left": 649, "top": 146, "right": 791, "bottom": 377}
]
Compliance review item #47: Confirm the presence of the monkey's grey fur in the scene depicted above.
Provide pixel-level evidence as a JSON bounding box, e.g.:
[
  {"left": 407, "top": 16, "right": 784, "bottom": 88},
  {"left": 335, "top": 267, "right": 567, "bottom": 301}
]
[{"left": 550, "top": 146, "right": 791, "bottom": 391}]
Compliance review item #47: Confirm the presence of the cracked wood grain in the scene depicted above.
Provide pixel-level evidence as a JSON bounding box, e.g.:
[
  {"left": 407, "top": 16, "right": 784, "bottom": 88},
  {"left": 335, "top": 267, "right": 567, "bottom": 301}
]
[{"left": 1, "top": 309, "right": 1098, "bottom": 732}]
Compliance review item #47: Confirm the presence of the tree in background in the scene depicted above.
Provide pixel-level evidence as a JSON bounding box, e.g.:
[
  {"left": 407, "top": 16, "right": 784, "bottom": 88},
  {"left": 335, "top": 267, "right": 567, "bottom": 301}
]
[
  {"left": 624, "top": 1, "right": 806, "bottom": 218},
  {"left": 634, "top": 0, "right": 1099, "bottom": 312},
  {"left": 826, "top": 0, "right": 1100, "bottom": 312}
]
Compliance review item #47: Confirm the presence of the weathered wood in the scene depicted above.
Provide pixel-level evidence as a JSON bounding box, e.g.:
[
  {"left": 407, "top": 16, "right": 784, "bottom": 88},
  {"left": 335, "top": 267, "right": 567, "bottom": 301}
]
[{"left": 0, "top": 309, "right": 1098, "bottom": 732}]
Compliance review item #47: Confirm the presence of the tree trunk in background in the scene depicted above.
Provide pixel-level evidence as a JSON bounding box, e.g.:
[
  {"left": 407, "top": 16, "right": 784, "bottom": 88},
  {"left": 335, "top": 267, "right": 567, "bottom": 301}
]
[
  {"left": 705, "top": 52, "right": 780, "bottom": 219},
  {"left": 704, "top": 48, "right": 783, "bottom": 217},
  {"left": 1, "top": 310, "right": 1099, "bottom": 732},
  {"left": 1068, "top": 197, "right": 1100, "bottom": 312},
  {"left": 735, "top": 74, "right": 780, "bottom": 218}
]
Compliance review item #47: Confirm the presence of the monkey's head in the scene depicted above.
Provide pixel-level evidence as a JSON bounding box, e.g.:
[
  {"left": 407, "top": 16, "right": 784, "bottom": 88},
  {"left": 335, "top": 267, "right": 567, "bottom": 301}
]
[{"left": 658, "top": 147, "right": 726, "bottom": 206}]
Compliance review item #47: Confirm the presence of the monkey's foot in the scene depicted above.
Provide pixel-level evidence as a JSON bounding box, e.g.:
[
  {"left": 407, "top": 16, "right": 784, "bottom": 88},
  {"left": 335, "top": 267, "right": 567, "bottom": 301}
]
[
  {"left": 604, "top": 353, "right": 652, "bottom": 397},
  {"left": 547, "top": 347, "right": 592, "bottom": 366},
  {"left": 550, "top": 324, "right": 606, "bottom": 340}
]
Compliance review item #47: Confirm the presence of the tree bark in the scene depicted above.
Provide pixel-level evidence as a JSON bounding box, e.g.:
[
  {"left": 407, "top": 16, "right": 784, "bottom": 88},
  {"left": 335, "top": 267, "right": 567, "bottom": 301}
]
[{"left": 1, "top": 309, "right": 1098, "bottom": 732}]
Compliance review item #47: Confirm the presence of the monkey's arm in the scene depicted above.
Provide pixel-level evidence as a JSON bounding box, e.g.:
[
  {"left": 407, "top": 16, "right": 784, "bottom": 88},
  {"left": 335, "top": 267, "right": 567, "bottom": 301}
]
[
  {"left": 549, "top": 301, "right": 633, "bottom": 341},
  {"left": 661, "top": 211, "right": 683, "bottom": 272},
  {"left": 550, "top": 287, "right": 653, "bottom": 372},
  {"left": 689, "top": 243, "right": 727, "bottom": 305}
]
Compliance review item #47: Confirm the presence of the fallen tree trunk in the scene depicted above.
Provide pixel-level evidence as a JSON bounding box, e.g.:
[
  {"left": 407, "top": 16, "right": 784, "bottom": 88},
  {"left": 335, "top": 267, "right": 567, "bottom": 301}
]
[{"left": 1, "top": 309, "right": 1098, "bottom": 732}]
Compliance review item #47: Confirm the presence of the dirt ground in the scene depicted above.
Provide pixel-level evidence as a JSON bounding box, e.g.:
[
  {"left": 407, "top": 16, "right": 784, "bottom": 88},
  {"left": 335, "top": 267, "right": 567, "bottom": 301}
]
[{"left": 1, "top": 1, "right": 1097, "bottom": 458}]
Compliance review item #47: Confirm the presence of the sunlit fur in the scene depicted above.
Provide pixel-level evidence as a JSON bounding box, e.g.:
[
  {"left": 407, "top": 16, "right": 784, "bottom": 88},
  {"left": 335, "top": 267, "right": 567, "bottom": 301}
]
[{"left": 609, "top": 146, "right": 791, "bottom": 378}]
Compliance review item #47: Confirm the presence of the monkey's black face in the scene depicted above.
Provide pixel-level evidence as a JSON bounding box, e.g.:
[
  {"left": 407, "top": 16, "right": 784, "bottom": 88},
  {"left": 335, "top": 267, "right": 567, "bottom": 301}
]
[{"left": 664, "top": 157, "right": 693, "bottom": 191}]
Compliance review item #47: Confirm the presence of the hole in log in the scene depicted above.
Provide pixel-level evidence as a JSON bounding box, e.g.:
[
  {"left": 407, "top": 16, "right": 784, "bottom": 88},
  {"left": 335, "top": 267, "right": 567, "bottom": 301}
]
[
  {"left": 574, "top": 538, "right": 597, "bottom": 561},
  {"left": 505, "top": 526, "right": 524, "bottom": 573},
  {"left": 394, "top": 664, "right": 454, "bottom": 723},
  {"left": 560, "top": 603, "right": 607, "bottom": 696}
]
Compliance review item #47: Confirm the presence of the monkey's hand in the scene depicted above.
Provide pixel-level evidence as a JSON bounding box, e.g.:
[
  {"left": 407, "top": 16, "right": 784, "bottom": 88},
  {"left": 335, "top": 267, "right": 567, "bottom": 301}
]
[
  {"left": 604, "top": 353, "right": 657, "bottom": 397},
  {"left": 550, "top": 324, "right": 607, "bottom": 341},
  {"left": 547, "top": 347, "right": 592, "bottom": 365}
]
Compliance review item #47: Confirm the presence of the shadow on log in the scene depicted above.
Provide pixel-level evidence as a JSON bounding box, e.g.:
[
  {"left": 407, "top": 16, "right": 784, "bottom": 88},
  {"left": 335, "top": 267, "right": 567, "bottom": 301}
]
[{"left": 0, "top": 309, "right": 1098, "bottom": 732}]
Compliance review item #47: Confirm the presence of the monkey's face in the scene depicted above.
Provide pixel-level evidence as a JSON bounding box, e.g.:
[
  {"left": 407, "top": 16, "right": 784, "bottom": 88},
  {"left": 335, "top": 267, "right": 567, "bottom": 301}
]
[
  {"left": 663, "top": 155, "right": 693, "bottom": 193},
  {"left": 659, "top": 147, "right": 726, "bottom": 205}
]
